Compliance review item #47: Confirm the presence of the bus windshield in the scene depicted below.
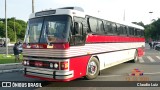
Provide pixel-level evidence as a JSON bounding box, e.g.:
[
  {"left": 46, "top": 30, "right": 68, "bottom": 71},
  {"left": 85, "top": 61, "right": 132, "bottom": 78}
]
[{"left": 25, "top": 15, "right": 71, "bottom": 44}]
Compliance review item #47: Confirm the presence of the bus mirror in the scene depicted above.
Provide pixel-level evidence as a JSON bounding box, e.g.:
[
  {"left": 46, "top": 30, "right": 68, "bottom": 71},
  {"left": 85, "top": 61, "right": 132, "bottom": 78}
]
[{"left": 74, "top": 22, "right": 82, "bottom": 35}]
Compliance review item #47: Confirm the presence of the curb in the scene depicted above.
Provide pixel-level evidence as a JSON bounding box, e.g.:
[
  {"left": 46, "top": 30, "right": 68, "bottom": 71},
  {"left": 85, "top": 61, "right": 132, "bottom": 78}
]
[
  {"left": 0, "top": 63, "right": 22, "bottom": 66},
  {"left": 0, "top": 63, "right": 23, "bottom": 74},
  {"left": 0, "top": 68, "right": 24, "bottom": 74}
]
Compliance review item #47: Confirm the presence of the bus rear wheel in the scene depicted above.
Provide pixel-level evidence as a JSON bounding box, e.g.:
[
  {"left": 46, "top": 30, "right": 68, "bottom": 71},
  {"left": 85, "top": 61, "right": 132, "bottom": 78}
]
[{"left": 84, "top": 57, "right": 100, "bottom": 80}]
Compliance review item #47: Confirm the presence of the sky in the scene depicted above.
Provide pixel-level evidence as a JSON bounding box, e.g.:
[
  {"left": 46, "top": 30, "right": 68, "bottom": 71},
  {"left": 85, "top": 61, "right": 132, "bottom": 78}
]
[{"left": 0, "top": 0, "right": 160, "bottom": 25}]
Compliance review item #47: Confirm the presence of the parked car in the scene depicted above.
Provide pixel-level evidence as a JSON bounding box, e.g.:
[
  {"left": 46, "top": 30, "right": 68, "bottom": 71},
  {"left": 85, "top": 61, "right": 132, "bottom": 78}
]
[
  {"left": 155, "top": 44, "right": 160, "bottom": 51},
  {"left": 0, "top": 38, "right": 5, "bottom": 47},
  {"left": 0, "top": 38, "right": 10, "bottom": 47},
  {"left": 153, "top": 41, "right": 160, "bottom": 50}
]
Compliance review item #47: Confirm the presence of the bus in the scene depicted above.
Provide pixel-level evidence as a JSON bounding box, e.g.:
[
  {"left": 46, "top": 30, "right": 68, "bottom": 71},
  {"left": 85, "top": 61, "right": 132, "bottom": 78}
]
[{"left": 22, "top": 7, "right": 145, "bottom": 81}]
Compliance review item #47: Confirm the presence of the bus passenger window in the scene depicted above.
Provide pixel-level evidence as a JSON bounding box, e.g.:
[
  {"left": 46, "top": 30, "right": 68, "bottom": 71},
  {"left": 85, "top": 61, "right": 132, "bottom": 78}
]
[
  {"left": 97, "top": 20, "right": 104, "bottom": 34},
  {"left": 110, "top": 23, "right": 116, "bottom": 34},
  {"left": 104, "top": 21, "right": 110, "bottom": 34},
  {"left": 88, "top": 18, "right": 98, "bottom": 33}
]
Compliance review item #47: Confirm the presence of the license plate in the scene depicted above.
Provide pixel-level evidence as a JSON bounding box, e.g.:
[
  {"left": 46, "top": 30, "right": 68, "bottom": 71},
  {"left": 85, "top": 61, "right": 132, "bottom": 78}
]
[{"left": 35, "top": 61, "right": 43, "bottom": 67}]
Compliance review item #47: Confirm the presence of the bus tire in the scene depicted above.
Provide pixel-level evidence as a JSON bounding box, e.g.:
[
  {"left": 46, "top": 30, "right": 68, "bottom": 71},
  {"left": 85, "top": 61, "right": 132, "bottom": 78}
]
[
  {"left": 84, "top": 57, "right": 100, "bottom": 80},
  {"left": 131, "top": 51, "right": 139, "bottom": 63}
]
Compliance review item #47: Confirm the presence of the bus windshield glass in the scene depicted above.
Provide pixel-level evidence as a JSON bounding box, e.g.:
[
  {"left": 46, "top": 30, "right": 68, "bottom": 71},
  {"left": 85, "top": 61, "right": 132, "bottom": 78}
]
[{"left": 25, "top": 15, "right": 71, "bottom": 43}]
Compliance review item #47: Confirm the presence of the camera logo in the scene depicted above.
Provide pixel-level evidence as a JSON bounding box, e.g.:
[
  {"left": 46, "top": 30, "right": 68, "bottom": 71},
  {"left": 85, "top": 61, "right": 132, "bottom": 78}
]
[
  {"left": 2, "top": 82, "right": 11, "bottom": 87},
  {"left": 131, "top": 68, "right": 143, "bottom": 76}
]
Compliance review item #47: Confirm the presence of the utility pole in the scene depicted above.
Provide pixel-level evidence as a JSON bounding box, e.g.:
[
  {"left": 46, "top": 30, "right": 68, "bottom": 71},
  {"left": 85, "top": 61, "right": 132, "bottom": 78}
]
[
  {"left": 149, "top": 12, "right": 153, "bottom": 40},
  {"left": 32, "top": 0, "right": 34, "bottom": 13},
  {"left": 5, "top": 0, "right": 8, "bottom": 56},
  {"left": 149, "top": 12, "right": 153, "bottom": 23},
  {"left": 123, "top": 10, "right": 125, "bottom": 21}
]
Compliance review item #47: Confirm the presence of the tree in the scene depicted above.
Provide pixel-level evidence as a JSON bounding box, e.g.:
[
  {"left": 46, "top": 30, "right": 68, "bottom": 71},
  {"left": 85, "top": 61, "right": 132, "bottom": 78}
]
[
  {"left": 16, "top": 20, "right": 27, "bottom": 40},
  {"left": 0, "top": 21, "right": 5, "bottom": 38},
  {"left": 0, "top": 18, "right": 27, "bottom": 42},
  {"left": 144, "top": 18, "right": 160, "bottom": 40}
]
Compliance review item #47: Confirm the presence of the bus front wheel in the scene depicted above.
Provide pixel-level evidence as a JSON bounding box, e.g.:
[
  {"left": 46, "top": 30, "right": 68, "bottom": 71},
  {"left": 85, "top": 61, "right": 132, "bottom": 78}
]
[
  {"left": 133, "top": 51, "right": 139, "bottom": 63},
  {"left": 84, "top": 57, "right": 100, "bottom": 80},
  {"left": 130, "top": 51, "right": 139, "bottom": 63}
]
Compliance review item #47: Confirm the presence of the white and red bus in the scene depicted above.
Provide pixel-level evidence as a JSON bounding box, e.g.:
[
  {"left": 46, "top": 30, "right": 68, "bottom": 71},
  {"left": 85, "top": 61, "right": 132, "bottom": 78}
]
[{"left": 22, "top": 7, "right": 145, "bottom": 81}]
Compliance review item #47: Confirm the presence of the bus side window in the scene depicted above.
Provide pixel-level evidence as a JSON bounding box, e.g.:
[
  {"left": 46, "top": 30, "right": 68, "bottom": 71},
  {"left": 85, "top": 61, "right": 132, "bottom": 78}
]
[
  {"left": 123, "top": 26, "right": 127, "bottom": 35},
  {"left": 137, "top": 29, "right": 140, "bottom": 37},
  {"left": 119, "top": 24, "right": 125, "bottom": 35},
  {"left": 104, "top": 21, "right": 111, "bottom": 34},
  {"left": 129, "top": 28, "right": 131, "bottom": 35},
  {"left": 135, "top": 29, "right": 138, "bottom": 36},
  {"left": 74, "top": 22, "right": 83, "bottom": 35},
  {"left": 116, "top": 24, "right": 120, "bottom": 35},
  {"left": 97, "top": 20, "right": 104, "bottom": 34},
  {"left": 111, "top": 23, "right": 116, "bottom": 34},
  {"left": 141, "top": 30, "right": 144, "bottom": 37},
  {"left": 116, "top": 24, "right": 124, "bottom": 35},
  {"left": 125, "top": 26, "right": 128, "bottom": 36},
  {"left": 72, "top": 22, "right": 83, "bottom": 44},
  {"left": 88, "top": 18, "right": 97, "bottom": 33},
  {"left": 129, "top": 27, "right": 134, "bottom": 36},
  {"left": 133, "top": 28, "right": 135, "bottom": 36}
]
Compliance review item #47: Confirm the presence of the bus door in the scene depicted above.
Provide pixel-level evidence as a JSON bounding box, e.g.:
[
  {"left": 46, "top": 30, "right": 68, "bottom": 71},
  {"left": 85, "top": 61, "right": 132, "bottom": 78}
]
[{"left": 70, "top": 17, "right": 86, "bottom": 46}]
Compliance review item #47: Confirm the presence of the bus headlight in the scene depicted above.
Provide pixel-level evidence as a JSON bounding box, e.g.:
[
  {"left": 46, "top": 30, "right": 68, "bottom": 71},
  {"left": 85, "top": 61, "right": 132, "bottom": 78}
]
[
  {"left": 26, "top": 61, "right": 29, "bottom": 65},
  {"left": 23, "top": 61, "right": 27, "bottom": 65},
  {"left": 54, "top": 63, "right": 59, "bottom": 69},
  {"left": 50, "top": 63, "right": 53, "bottom": 68}
]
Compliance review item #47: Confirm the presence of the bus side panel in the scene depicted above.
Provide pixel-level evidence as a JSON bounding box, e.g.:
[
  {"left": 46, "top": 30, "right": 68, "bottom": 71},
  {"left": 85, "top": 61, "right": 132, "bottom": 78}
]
[
  {"left": 98, "top": 49, "right": 135, "bottom": 70},
  {"left": 69, "top": 55, "right": 91, "bottom": 80}
]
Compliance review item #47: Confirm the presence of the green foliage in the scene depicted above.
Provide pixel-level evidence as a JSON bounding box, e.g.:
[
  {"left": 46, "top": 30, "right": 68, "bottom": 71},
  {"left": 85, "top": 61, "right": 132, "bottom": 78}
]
[
  {"left": 133, "top": 19, "right": 160, "bottom": 41},
  {"left": 0, "top": 22, "right": 5, "bottom": 37},
  {"left": 8, "top": 26, "right": 15, "bottom": 41},
  {"left": 145, "top": 18, "right": 160, "bottom": 40},
  {"left": 0, "top": 18, "right": 27, "bottom": 42}
]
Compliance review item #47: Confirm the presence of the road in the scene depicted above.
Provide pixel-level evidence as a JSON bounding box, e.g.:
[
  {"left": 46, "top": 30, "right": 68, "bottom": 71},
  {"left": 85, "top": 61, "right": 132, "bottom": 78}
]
[{"left": 1, "top": 44, "right": 160, "bottom": 90}]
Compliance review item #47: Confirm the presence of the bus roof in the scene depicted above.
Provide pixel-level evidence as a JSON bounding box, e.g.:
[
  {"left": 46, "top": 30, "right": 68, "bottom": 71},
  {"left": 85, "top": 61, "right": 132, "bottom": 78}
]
[
  {"left": 29, "top": 7, "right": 85, "bottom": 19},
  {"left": 29, "top": 7, "right": 144, "bottom": 30}
]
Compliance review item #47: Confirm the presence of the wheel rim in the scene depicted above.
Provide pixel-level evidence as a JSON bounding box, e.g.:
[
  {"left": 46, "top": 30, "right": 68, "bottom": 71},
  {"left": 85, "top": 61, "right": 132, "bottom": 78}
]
[{"left": 88, "top": 61, "right": 97, "bottom": 75}]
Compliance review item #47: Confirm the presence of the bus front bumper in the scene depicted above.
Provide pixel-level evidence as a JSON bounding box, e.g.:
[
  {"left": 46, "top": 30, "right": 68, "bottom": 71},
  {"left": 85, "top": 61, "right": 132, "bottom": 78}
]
[{"left": 24, "top": 67, "right": 74, "bottom": 80}]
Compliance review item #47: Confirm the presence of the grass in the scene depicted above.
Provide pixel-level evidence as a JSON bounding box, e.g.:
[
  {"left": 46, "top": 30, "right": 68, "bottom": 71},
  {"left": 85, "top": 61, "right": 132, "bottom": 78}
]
[{"left": 0, "top": 54, "right": 23, "bottom": 64}]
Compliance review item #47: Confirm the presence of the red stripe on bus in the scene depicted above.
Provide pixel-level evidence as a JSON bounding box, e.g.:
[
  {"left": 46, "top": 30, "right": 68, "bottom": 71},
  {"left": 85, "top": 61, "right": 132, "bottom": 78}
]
[{"left": 86, "top": 35, "right": 145, "bottom": 43}]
